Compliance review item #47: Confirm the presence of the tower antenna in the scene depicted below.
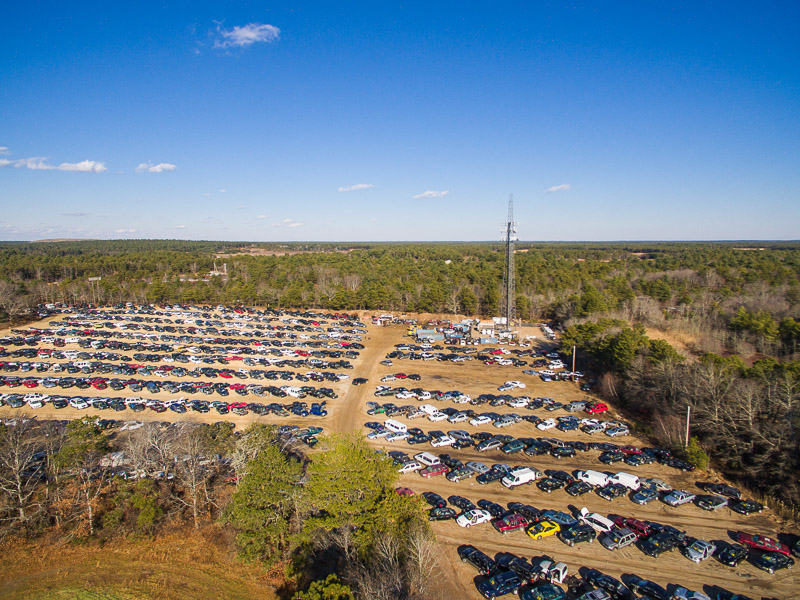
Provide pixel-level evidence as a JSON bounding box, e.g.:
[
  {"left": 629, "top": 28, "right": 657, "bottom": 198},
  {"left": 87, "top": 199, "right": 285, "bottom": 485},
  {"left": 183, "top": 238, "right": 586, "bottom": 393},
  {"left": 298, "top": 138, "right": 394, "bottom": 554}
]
[{"left": 501, "top": 194, "right": 517, "bottom": 329}]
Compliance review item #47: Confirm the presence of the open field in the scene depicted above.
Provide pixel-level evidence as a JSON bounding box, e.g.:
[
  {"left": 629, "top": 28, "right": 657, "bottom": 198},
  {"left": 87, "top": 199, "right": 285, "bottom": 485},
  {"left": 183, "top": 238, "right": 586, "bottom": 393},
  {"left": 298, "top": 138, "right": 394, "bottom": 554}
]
[{"left": 0, "top": 307, "right": 798, "bottom": 599}]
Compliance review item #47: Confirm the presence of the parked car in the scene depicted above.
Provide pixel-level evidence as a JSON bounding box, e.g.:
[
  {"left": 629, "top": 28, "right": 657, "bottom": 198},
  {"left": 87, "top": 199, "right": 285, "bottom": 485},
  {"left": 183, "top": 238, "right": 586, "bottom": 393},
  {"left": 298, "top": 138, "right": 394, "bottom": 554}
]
[
  {"left": 526, "top": 520, "right": 560, "bottom": 540},
  {"left": 558, "top": 523, "right": 596, "bottom": 547},
  {"left": 715, "top": 543, "right": 748, "bottom": 567},
  {"left": 421, "top": 491, "right": 446, "bottom": 508},
  {"left": 627, "top": 577, "right": 669, "bottom": 600},
  {"left": 521, "top": 583, "right": 566, "bottom": 600},
  {"left": 752, "top": 551, "right": 794, "bottom": 574},
  {"left": 428, "top": 506, "right": 457, "bottom": 521},
  {"left": 729, "top": 499, "right": 764, "bottom": 515},
  {"left": 639, "top": 531, "right": 679, "bottom": 557},
  {"left": 662, "top": 490, "right": 696, "bottom": 506},
  {"left": 492, "top": 513, "right": 529, "bottom": 534},
  {"left": 583, "top": 569, "right": 629, "bottom": 600},
  {"left": 671, "top": 587, "right": 711, "bottom": 600},
  {"left": 681, "top": 539, "right": 716, "bottom": 563},
  {"left": 478, "top": 570, "right": 522, "bottom": 599},
  {"left": 600, "top": 527, "right": 637, "bottom": 551},
  {"left": 695, "top": 494, "right": 728, "bottom": 511},
  {"left": 458, "top": 545, "right": 496, "bottom": 575},
  {"left": 737, "top": 533, "right": 790, "bottom": 556},
  {"left": 456, "top": 509, "right": 492, "bottom": 528}
]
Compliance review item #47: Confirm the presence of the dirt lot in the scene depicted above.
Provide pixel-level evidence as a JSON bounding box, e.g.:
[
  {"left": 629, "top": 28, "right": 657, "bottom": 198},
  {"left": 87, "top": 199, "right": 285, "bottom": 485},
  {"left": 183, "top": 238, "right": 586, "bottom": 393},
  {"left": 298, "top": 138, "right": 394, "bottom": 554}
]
[{"left": 1, "top": 311, "right": 798, "bottom": 600}]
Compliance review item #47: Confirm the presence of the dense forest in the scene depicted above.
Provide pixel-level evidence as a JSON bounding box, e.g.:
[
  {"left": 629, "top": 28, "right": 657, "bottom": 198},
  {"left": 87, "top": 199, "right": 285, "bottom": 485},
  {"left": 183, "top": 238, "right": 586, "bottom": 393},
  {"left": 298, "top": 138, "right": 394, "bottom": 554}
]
[{"left": 1, "top": 239, "right": 799, "bottom": 512}]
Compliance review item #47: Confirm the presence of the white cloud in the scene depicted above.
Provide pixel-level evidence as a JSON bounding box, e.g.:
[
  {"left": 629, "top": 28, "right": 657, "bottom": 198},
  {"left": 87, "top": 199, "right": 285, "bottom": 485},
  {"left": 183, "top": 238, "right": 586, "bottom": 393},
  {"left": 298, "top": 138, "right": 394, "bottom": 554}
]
[
  {"left": 273, "top": 218, "right": 304, "bottom": 228},
  {"left": 61, "top": 211, "right": 90, "bottom": 218},
  {"left": 545, "top": 184, "right": 570, "bottom": 193},
  {"left": 286, "top": 221, "right": 303, "bottom": 228},
  {"left": 115, "top": 228, "right": 137, "bottom": 234},
  {"left": 136, "top": 162, "right": 177, "bottom": 173},
  {"left": 338, "top": 183, "right": 374, "bottom": 192},
  {"left": 215, "top": 23, "right": 280, "bottom": 49},
  {"left": 370, "top": 218, "right": 377, "bottom": 222},
  {"left": 57, "top": 160, "right": 107, "bottom": 173},
  {"left": 219, "top": 189, "right": 227, "bottom": 193},
  {"left": 0, "top": 147, "right": 9, "bottom": 155},
  {"left": 170, "top": 225, "right": 187, "bottom": 229},
  {"left": 256, "top": 214, "right": 267, "bottom": 220},
  {"left": 4, "top": 156, "right": 106, "bottom": 172},
  {"left": 413, "top": 190, "right": 449, "bottom": 199}
]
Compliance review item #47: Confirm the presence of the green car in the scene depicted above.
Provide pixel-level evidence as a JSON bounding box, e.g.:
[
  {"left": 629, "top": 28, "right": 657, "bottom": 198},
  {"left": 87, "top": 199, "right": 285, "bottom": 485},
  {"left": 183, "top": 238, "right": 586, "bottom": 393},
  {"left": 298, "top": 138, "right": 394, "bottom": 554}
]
[
  {"left": 501, "top": 440, "right": 526, "bottom": 454},
  {"left": 522, "top": 583, "right": 566, "bottom": 600}
]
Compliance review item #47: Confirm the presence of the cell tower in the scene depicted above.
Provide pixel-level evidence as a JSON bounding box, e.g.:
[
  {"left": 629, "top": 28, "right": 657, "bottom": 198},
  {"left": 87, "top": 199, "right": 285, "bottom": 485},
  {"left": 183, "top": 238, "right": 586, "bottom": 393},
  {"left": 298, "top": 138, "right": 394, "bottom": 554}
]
[{"left": 501, "top": 194, "right": 517, "bottom": 328}]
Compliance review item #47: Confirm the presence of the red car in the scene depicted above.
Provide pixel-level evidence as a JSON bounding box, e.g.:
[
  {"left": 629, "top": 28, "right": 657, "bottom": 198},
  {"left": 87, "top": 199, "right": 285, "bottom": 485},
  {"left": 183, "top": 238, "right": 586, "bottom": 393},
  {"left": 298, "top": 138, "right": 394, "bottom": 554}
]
[
  {"left": 737, "top": 533, "right": 790, "bottom": 556},
  {"left": 491, "top": 513, "right": 529, "bottom": 534},
  {"left": 585, "top": 402, "right": 609, "bottom": 414},
  {"left": 612, "top": 515, "right": 652, "bottom": 538},
  {"left": 619, "top": 445, "right": 642, "bottom": 455},
  {"left": 395, "top": 487, "right": 415, "bottom": 497},
  {"left": 419, "top": 464, "right": 450, "bottom": 478}
]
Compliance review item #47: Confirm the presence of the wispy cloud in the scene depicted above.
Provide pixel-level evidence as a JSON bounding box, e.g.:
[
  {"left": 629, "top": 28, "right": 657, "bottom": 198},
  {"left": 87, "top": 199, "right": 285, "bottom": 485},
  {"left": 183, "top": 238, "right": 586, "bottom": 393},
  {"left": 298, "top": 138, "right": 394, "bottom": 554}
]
[
  {"left": 61, "top": 211, "right": 90, "bottom": 218},
  {"left": 136, "top": 162, "right": 177, "bottom": 173},
  {"left": 338, "top": 183, "right": 374, "bottom": 192},
  {"left": 413, "top": 190, "right": 449, "bottom": 199},
  {"left": 115, "top": 228, "right": 137, "bottom": 234},
  {"left": 256, "top": 214, "right": 267, "bottom": 220},
  {"left": 0, "top": 155, "right": 107, "bottom": 172},
  {"left": 273, "top": 218, "right": 304, "bottom": 228},
  {"left": 215, "top": 22, "right": 280, "bottom": 49},
  {"left": 170, "top": 225, "right": 187, "bottom": 230},
  {"left": 0, "top": 147, "right": 9, "bottom": 155},
  {"left": 545, "top": 184, "right": 570, "bottom": 193}
]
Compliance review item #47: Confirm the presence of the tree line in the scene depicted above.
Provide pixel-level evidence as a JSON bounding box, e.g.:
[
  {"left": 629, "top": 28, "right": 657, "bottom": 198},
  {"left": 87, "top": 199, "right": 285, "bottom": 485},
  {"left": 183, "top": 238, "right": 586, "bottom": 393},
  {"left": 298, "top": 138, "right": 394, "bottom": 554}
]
[{"left": 0, "top": 417, "right": 437, "bottom": 600}]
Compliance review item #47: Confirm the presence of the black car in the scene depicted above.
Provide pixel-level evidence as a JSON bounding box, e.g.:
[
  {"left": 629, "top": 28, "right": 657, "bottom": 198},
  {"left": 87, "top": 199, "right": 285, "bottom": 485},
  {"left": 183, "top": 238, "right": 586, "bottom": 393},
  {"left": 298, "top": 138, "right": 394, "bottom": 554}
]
[
  {"left": 524, "top": 441, "right": 551, "bottom": 456},
  {"left": 507, "top": 557, "right": 537, "bottom": 584},
  {"left": 558, "top": 523, "right": 596, "bottom": 547},
  {"left": 628, "top": 577, "right": 668, "bottom": 600},
  {"left": 448, "top": 495, "right": 477, "bottom": 512},
  {"left": 352, "top": 377, "right": 368, "bottom": 385},
  {"left": 716, "top": 543, "right": 748, "bottom": 567},
  {"left": 476, "top": 469, "right": 506, "bottom": 485},
  {"left": 583, "top": 569, "right": 629, "bottom": 600},
  {"left": 596, "top": 483, "right": 628, "bottom": 501},
  {"left": 753, "top": 551, "right": 795, "bottom": 574},
  {"left": 728, "top": 499, "right": 763, "bottom": 515},
  {"left": 507, "top": 502, "right": 541, "bottom": 522},
  {"left": 639, "top": 531, "right": 679, "bottom": 557},
  {"left": 695, "top": 494, "right": 728, "bottom": 511},
  {"left": 428, "top": 506, "right": 457, "bottom": 521},
  {"left": 478, "top": 570, "right": 522, "bottom": 599},
  {"left": 700, "top": 481, "right": 741, "bottom": 499},
  {"left": 544, "top": 470, "right": 575, "bottom": 485},
  {"left": 664, "top": 457, "right": 695, "bottom": 471},
  {"left": 598, "top": 451, "right": 626, "bottom": 464},
  {"left": 477, "top": 499, "right": 507, "bottom": 519},
  {"left": 422, "top": 492, "right": 446, "bottom": 508},
  {"left": 458, "top": 545, "right": 496, "bottom": 576},
  {"left": 550, "top": 446, "right": 576, "bottom": 459},
  {"left": 646, "top": 522, "right": 687, "bottom": 543},
  {"left": 537, "top": 477, "right": 566, "bottom": 493},
  {"left": 565, "top": 481, "right": 593, "bottom": 497}
]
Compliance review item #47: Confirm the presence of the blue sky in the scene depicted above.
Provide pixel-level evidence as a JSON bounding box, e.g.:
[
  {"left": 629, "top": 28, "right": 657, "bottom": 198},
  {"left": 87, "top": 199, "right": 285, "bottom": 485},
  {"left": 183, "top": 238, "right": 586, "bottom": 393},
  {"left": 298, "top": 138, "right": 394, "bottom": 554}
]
[{"left": 1, "top": 2, "right": 798, "bottom": 241}]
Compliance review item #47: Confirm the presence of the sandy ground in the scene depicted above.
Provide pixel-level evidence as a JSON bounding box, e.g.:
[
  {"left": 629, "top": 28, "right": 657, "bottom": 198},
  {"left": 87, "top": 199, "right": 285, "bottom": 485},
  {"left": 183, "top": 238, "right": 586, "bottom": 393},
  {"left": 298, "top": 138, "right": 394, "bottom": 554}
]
[{"left": 1, "top": 313, "right": 798, "bottom": 600}]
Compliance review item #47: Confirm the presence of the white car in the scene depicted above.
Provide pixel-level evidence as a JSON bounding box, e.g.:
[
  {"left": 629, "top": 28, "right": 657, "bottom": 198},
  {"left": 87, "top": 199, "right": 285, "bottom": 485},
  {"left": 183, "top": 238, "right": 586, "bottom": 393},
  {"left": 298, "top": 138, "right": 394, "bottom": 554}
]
[
  {"left": 456, "top": 509, "right": 492, "bottom": 528},
  {"left": 430, "top": 435, "right": 455, "bottom": 448},
  {"left": 385, "top": 431, "right": 409, "bottom": 442},
  {"left": 671, "top": 587, "right": 711, "bottom": 600},
  {"left": 395, "top": 391, "right": 415, "bottom": 400},
  {"left": 508, "top": 398, "right": 529, "bottom": 408},
  {"left": 69, "top": 398, "right": 89, "bottom": 410},
  {"left": 505, "top": 380, "right": 526, "bottom": 389},
  {"left": 536, "top": 418, "right": 557, "bottom": 431},
  {"left": 406, "top": 410, "right": 425, "bottom": 419},
  {"left": 417, "top": 391, "right": 432, "bottom": 400},
  {"left": 397, "top": 461, "right": 422, "bottom": 474},
  {"left": 469, "top": 415, "right": 492, "bottom": 426},
  {"left": 428, "top": 411, "right": 449, "bottom": 422},
  {"left": 682, "top": 540, "right": 716, "bottom": 563}
]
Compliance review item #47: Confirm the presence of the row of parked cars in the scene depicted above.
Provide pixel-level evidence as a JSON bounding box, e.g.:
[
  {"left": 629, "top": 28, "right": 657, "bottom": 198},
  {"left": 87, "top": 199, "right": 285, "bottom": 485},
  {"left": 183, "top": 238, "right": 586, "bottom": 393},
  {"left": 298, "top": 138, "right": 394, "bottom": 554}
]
[{"left": 458, "top": 542, "right": 756, "bottom": 600}]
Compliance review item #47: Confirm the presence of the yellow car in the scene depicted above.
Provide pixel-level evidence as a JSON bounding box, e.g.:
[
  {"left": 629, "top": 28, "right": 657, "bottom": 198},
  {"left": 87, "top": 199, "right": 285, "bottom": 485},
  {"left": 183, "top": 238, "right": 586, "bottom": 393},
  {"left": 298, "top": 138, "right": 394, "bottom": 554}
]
[{"left": 526, "top": 519, "right": 560, "bottom": 540}]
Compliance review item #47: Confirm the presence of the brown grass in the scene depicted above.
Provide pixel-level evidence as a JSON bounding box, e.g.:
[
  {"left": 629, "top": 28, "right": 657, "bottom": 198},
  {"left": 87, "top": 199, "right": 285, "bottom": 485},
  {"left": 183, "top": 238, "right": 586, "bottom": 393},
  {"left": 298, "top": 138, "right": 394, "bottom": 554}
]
[{"left": 0, "top": 525, "right": 275, "bottom": 600}]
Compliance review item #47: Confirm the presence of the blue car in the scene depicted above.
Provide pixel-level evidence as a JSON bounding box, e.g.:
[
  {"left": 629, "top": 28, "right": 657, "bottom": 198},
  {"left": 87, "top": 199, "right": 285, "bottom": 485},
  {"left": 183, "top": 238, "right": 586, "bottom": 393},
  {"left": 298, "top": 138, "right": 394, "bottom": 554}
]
[{"left": 478, "top": 570, "right": 522, "bottom": 599}]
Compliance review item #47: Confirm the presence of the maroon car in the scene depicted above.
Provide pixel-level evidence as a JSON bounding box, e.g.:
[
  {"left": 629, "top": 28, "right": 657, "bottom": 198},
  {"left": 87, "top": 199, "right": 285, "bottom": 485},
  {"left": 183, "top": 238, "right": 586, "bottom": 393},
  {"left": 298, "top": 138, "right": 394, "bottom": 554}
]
[
  {"left": 491, "top": 513, "right": 529, "bottom": 534},
  {"left": 737, "top": 533, "right": 790, "bottom": 556}
]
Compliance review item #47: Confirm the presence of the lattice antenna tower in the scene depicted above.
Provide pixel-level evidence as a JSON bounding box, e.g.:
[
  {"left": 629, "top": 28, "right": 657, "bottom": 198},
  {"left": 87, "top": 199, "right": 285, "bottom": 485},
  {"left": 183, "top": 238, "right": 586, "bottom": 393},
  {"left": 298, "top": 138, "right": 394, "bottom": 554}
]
[{"left": 502, "top": 194, "right": 517, "bottom": 328}]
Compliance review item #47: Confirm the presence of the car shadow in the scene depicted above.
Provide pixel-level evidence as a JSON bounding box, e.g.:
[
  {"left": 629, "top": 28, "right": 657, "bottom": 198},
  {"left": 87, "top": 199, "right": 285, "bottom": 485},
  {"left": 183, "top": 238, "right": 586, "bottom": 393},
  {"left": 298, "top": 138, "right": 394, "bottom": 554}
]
[{"left": 726, "top": 529, "right": 741, "bottom": 543}]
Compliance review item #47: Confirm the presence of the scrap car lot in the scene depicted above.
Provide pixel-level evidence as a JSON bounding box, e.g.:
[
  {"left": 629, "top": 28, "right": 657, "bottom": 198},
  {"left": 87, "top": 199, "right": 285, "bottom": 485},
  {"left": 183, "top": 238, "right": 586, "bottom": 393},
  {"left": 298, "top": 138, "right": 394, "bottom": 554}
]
[{"left": 1, "top": 306, "right": 798, "bottom": 600}]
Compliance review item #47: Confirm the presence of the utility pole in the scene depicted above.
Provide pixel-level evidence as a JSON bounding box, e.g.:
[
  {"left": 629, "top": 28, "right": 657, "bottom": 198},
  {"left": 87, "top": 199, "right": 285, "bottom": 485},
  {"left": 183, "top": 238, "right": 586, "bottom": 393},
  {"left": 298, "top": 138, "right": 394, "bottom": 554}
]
[
  {"left": 88, "top": 276, "right": 101, "bottom": 306},
  {"left": 685, "top": 405, "right": 691, "bottom": 447},
  {"left": 572, "top": 345, "right": 576, "bottom": 382}
]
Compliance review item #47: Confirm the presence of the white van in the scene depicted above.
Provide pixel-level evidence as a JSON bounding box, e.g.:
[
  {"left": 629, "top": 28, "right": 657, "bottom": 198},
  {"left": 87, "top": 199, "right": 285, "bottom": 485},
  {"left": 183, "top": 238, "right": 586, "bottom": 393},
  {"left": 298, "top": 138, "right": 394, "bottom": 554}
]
[
  {"left": 414, "top": 452, "right": 441, "bottom": 467},
  {"left": 74, "top": 361, "right": 92, "bottom": 369},
  {"left": 610, "top": 472, "right": 641, "bottom": 491},
  {"left": 575, "top": 469, "right": 609, "bottom": 487},
  {"left": 501, "top": 466, "right": 541, "bottom": 488},
  {"left": 578, "top": 507, "right": 615, "bottom": 533},
  {"left": 384, "top": 419, "right": 407, "bottom": 434},
  {"left": 418, "top": 404, "right": 439, "bottom": 415}
]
